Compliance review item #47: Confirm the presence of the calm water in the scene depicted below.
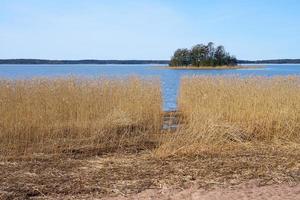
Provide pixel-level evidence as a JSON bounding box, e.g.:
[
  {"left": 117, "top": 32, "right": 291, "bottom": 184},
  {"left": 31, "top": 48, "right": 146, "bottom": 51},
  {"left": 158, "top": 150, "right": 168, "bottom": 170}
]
[{"left": 1, "top": 64, "right": 300, "bottom": 111}]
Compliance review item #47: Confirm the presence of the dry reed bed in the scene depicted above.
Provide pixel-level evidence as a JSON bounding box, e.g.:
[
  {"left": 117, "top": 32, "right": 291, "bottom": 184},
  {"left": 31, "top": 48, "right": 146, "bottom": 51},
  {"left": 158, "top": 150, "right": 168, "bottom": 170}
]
[
  {"left": 156, "top": 76, "right": 300, "bottom": 156},
  {"left": 1, "top": 76, "right": 300, "bottom": 199},
  {"left": 0, "top": 77, "right": 162, "bottom": 157}
]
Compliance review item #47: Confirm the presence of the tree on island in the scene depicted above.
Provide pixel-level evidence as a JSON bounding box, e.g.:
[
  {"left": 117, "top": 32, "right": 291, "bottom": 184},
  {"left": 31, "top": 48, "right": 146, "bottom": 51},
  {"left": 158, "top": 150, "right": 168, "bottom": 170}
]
[{"left": 170, "top": 42, "right": 237, "bottom": 67}]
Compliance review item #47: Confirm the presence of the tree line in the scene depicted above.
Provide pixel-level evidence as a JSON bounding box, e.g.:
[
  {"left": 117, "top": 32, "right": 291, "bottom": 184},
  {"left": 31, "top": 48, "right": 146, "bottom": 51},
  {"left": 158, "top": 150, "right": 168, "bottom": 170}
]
[
  {"left": 170, "top": 42, "right": 237, "bottom": 67},
  {"left": 239, "top": 59, "right": 300, "bottom": 64},
  {"left": 0, "top": 59, "right": 169, "bottom": 65}
]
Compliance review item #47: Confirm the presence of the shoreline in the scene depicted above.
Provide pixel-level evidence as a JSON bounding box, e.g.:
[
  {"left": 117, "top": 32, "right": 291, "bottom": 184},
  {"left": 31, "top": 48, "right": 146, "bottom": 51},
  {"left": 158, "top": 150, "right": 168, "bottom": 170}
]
[{"left": 158, "top": 65, "right": 265, "bottom": 70}]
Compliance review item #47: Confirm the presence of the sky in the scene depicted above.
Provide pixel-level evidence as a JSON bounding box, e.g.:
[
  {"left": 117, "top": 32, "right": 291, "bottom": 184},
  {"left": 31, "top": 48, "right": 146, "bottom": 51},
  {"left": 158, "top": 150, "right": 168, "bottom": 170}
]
[{"left": 1, "top": 0, "right": 300, "bottom": 60}]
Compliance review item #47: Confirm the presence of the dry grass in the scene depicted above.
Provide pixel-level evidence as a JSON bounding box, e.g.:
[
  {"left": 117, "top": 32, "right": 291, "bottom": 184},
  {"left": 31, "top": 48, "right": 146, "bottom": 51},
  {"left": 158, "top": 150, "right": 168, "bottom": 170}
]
[
  {"left": 1, "top": 75, "right": 300, "bottom": 199},
  {"left": 0, "top": 76, "right": 162, "bottom": 157},
  {"left": 1, "top": 148, "right": 299, "bottom": 199},
  {"left": 155, "top": 76, "right": 300, "bottom": 157}
]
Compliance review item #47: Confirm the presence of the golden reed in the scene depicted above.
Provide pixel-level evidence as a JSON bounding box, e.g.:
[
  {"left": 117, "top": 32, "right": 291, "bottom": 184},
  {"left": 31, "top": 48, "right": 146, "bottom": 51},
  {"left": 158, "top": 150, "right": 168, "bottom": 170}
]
[
  {"left": 156, "top": 76, "right": 300, "bottom": 156},
  {"left": 0, "top": 77, "right": 162, "bottom": 156}
]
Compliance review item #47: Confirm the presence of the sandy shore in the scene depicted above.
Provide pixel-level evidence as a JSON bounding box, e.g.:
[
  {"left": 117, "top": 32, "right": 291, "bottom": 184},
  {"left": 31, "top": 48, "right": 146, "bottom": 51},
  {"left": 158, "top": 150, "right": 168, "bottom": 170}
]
[{"left": 104, "top": 182, "right": 300, "bottom": 200}]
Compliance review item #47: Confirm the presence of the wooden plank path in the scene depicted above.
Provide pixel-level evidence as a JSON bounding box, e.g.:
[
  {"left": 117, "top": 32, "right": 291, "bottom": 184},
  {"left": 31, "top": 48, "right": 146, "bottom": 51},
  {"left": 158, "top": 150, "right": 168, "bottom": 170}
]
[{"left": 162, "top": 111, "right": 183, "bottom": 132}]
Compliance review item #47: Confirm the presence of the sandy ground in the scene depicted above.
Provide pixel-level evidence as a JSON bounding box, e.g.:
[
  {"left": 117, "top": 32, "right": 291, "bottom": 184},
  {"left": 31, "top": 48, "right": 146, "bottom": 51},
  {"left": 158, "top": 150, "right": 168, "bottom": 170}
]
[
  {"left": 104, "top": 182, "right": 300, "bottom": 200},
  {"left": 1, "top": 148, "right": 299, "bottom": 199}
]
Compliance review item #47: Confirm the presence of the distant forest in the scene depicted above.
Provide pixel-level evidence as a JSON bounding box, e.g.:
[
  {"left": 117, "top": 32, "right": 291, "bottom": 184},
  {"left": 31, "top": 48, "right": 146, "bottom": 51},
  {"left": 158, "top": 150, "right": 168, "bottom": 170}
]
[
  {"left": 0, "top": 59, "right": 300, "bottom": 65},
  {"left": 0, "top": 59, "right": 169, "bottom": 65},
  {"left": 238, "top": 59, "right": 300, "bottom": 64}
]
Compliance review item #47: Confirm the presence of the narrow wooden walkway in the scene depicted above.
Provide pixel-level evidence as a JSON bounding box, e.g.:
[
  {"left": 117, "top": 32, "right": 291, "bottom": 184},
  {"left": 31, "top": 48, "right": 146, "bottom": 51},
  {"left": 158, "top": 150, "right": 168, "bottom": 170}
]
[{"left": 162, "top": 111, "right": 183, "bottom": 132}]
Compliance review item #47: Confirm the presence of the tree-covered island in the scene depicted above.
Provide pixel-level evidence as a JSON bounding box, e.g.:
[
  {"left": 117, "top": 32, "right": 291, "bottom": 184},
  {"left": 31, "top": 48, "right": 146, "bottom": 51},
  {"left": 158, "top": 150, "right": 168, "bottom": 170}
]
[{"left": 170, "top": 42, "right": 237, "bottom": 67}]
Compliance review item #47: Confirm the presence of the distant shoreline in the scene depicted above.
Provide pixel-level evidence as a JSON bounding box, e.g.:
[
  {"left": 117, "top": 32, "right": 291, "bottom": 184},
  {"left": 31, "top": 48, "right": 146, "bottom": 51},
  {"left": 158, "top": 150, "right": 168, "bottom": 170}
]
[
  {"left": 160, "top": 65, "right": 264, "bottom": 70},
  {"left": 0, "top": 59, "right": 169, "bottom": 65},
  {"left": 1, "top": 59, "right": 300, "bottom": 65}
]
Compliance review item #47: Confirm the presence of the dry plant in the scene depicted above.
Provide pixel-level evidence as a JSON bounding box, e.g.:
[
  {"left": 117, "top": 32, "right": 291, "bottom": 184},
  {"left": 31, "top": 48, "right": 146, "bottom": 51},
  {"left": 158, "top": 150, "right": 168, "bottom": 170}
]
[
  {"left": 156, "top": 76, "right": 300, "bottom": 157},
  {"left": 0, "top": 76, "right": 162, "bottom": 157},
  {"left": 1, "top": 75, "right": 300, "bottom": 199}
]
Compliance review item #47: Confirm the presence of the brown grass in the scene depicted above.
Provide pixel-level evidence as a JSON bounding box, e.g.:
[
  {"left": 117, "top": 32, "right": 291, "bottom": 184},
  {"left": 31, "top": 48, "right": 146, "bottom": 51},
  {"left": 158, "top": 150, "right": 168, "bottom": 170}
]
[
  {"left": 1, "top": 148, "right": 299, "bottom": 199},
  {"left": 0, "top": 76, "right": 162, "bottom": 157},
  {"left": 155, "top": 76, "right": 300, "bottom": 157}
]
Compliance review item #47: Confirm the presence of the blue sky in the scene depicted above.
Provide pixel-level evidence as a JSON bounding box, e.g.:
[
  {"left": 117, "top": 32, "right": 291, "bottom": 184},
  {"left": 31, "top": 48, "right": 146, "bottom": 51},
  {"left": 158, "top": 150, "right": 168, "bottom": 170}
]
[{"left": 1, "top": 0, "right": 300, "bottom": 60}]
